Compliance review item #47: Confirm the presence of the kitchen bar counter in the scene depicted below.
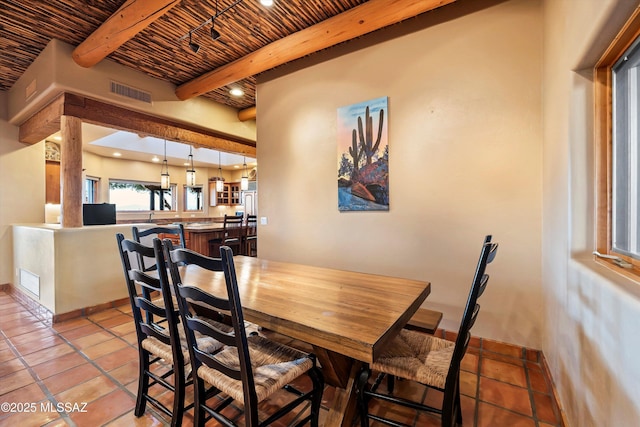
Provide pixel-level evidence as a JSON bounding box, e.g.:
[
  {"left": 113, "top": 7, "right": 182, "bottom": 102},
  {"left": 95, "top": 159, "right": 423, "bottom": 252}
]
[
  {"left": 181, "top": 222, "right": 244, "bottom": 256},
  {"left": 12, "top": 223, "right": 137, "bottom": 317}
]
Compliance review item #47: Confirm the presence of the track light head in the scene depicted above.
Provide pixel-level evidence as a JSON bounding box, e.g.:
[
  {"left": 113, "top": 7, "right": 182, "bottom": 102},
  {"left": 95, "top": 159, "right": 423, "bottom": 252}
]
[
  {"left": 188, "top": 31, "right": 200, "bottom": 53},
  {"left": 211, "top": 26, "right": 221, "bottom": 40}
]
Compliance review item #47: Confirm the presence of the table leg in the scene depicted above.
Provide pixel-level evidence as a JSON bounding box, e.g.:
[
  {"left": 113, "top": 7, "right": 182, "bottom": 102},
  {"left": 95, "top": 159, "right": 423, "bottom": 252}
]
[{"left": 313, "top": 346, "right": 362, "bottom": 427}]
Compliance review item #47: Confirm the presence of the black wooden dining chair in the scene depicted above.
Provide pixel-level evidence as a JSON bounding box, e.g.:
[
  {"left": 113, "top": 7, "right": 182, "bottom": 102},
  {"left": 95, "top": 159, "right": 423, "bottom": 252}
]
[
  {"left": 132, "top": 224, "right": 186, "bottom": 272},
  {"left": 244, "top": 214, "right": 258, "bottom": 256},
  {"left": 164, "top": 244, "right": 325, "bottom": 427},
  {"left": 208, "top": 214, "right": 243, "bottom": 256},
  {"left": 356, "top": 235, "right": 498, "bottom": 427},
  {"left": 116, "top": 233, "right": 188, "bottom": 426},
  {"left": 116, "top": 234, "right": 229, "bottom": 427}
]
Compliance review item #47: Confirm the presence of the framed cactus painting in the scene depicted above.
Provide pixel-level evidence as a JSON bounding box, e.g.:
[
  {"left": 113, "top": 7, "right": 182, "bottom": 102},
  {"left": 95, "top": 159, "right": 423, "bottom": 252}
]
[{"left": 337, "top": 96, "right": 389, "bottom": 211}]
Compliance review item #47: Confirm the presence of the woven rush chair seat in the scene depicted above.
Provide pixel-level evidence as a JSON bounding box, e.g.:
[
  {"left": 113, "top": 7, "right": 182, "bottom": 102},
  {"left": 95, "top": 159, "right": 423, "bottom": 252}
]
[
  {"left": 141, "top": 316, "right": 233, "bottom": 364},
  {"left": 197, "top": 333, "right": 314, "bottom": 403},
  {"left": 371, "top": 329, "right": 454, "bottom": 390},
  {"left": 357, "top": 235, "right": 498, "bottom": 427},
  {"left": 164, "top": 243, "right": 324, "bottom": 427}
]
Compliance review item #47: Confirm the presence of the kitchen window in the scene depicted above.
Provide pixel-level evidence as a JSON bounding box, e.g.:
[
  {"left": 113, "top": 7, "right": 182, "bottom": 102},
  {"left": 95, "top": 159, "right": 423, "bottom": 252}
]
[
  {"left": 184, "top": 185, "right": 203, "bottom": 211},
  {"left": 109, "top": 179, "right": 176, "bottom": 211},
  {"left": 595, "top": 8, "right": 640, "bottom": 274},
  {"left": 85, "top": 176, "right": 99, "bottom": 203}
]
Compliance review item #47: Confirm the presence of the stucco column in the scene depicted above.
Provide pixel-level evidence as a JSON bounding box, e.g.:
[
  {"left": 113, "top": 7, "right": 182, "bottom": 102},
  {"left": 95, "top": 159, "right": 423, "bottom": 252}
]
[{"left": 60, "top": 115, "right": 83, "bottom": 228}]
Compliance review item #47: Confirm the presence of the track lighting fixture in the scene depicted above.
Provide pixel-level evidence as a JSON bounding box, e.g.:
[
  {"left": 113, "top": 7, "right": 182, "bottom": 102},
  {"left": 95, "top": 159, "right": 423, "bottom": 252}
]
[
  {"left": 211, "top": 20, "right": 221, "bottom": 40},
  {"left": 188, "top": 31, "right": 200, "bottom": 53},
  {"left": 181, "top": 0, "right": 274, "bottom": 50},
  {"left": 211, "top": 0, "right": 220, "bottom": 40}
]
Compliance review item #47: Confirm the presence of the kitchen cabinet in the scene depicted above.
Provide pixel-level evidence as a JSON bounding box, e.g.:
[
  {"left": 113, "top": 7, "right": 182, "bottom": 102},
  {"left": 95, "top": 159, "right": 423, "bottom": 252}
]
[
  {"left": 46, "top": 160, "right": 60, "bottom": 204},
  {"left": 209, "top": 181, "right": 241, "bottom": 206}
]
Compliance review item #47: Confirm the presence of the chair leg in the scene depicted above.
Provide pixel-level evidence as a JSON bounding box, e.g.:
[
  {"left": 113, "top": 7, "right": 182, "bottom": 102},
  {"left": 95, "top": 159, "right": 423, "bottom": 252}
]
[
  {"left": 455, "top": 388, "right": 463, "bottom": 425},
  {"left": 441, "top": 382, "right": 460, "bottom": 427},
  {"left": 356, "top": 367, "right": 371, "bottom": 427},
  {"left": 307, "top": 367, "right": 324, "bottom": 427},
  {"left": 192, "top": 374, "right": 207, "bottom": 427},
  {"left": 387, "top": 375, "right": 395, "bottom": 393},
  {"left": 171, "top": 362, "right": 185, "bottom": 427},
  {"left": 135, "top": 350, "right": 150, "bottom": 416}
]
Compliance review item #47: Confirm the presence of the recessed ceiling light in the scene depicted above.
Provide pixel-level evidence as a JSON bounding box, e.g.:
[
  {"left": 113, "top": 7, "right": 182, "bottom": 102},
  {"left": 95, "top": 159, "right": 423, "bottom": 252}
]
[
  {"left": 234, "top": 165, "right": 240, "bottom": 169},
  {"left": 152, "top": 156, "right": 160, "bottom": 162},
  {"left": 113, "top": 152, "right": 122, "bottom": 157},
  {"left": 260, "top": 0, "right": 274, "bottom": 6},
  {"left": 229, "top": 87, "right": 244, "bottom": 97}
]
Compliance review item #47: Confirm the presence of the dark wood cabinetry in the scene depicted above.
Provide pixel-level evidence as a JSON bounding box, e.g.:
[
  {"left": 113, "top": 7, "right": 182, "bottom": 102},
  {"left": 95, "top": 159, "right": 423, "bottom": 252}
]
[{"left": 45, "top": 161, "right": 60, "bottom": 204}]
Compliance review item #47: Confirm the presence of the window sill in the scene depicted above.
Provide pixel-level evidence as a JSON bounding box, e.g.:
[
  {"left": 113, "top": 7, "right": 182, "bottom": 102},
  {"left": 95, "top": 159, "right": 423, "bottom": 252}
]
[{"left": 572, "top": 256, "right": 640, "bottom": 299}]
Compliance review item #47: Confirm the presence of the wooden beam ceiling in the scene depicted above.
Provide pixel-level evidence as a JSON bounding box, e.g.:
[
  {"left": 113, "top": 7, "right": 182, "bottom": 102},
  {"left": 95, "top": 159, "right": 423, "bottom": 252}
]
[
  {"left": 175, "top": 0, "right": 456, "bottom": 100},
  {"left": 72, "top": 0, "right": 180, "bottom": 68}
]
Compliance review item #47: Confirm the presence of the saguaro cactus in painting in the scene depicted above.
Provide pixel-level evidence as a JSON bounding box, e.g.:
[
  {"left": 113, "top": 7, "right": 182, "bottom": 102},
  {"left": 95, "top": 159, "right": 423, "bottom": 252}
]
[
  {"left": 337, "top": 96, "right": 389, "bottom": 211},
  {"left": 358, "top": 106, "right": 385, "bottom": 166}
]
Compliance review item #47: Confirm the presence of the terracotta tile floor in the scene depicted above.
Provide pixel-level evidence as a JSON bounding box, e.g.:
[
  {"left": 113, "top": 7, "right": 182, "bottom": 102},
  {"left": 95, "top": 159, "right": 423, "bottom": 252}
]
[{"left": 0, "top": 291, "right": 563, "bottom": 426}]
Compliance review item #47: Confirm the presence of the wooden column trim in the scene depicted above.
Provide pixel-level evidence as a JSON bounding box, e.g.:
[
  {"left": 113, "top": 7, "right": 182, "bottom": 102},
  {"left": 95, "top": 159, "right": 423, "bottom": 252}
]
[
  {"left": 60, "top": 116, "right": 83, "bottom": 228},
  {"left": 72, "top": 0, "right": 180, "bottom": 68}
]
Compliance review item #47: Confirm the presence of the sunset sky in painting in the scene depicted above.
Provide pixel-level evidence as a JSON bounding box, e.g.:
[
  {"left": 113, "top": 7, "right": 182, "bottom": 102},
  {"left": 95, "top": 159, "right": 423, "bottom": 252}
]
[{"left": 336, "top": 96, "right": 388, "bottom": 170}]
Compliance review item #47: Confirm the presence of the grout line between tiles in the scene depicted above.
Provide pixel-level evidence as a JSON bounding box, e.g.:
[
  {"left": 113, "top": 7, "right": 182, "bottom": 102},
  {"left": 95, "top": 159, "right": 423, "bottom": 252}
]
[
  {"left": 524, "top": 358, "right": 542, "bottom": 427},
  {"left": 2, "top": 291, "right": 563, "bottom": 427},
  {"left": 1, "top": 293, "right": 144, "bottom": 426},
  {"left": 0, "top": 309, "right": 76, "bottom": 426},
  {"left": 473, "top": 342, "right": 481, "bottom": 427}
]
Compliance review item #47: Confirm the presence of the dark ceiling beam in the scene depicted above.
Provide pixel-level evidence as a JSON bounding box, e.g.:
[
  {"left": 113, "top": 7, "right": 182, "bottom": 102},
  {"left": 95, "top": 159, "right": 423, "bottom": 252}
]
[
  {"left": 175, "top": 0, "right": 457, "bottom": 100},
  {"left": 72, "top": 0, "right": 180, "bottom": 68}
]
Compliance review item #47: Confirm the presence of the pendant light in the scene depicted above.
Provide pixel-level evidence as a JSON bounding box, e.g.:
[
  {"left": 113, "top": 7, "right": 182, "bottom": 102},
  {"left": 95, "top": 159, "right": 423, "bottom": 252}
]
[
  {"left": 161, "top": 139, "right": 170, "bottom": 190},
  {"left": 185, "top": 145, "right": 196, "bottom": 187},
  {"left": 216, "top": 151, "right": 225, "bottom": 192},
  {"left": 241, "top": 156, "right": 249, "bottom": 191}
]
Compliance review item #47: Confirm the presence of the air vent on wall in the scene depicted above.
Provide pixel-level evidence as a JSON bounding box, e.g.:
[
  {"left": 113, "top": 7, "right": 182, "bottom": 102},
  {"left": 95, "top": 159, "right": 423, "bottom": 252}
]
[
  {"left": 110, "top": 81, "right": 152, "bottom": 104},
  {"left": 19, "top": 268, "right": 40, "bottom": 298}
]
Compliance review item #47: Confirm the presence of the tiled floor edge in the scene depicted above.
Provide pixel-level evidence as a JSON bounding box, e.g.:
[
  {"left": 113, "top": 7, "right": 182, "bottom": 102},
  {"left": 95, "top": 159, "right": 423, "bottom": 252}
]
[
  {"left": 5, "top": 284, "right": 53, "bottom": 324},
  {"left": 540, "top": 351, "right": 569, "bottom": 427},
  {"left": 437, "top": 327, "right": 541, "bottom": 361},
  {"left": 5, "top": 284, "right": 129, "bottom": 324}
]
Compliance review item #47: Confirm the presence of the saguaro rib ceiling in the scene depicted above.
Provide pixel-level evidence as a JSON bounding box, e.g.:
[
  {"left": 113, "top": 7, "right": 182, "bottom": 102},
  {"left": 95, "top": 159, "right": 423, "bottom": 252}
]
[
  {"left": 175, "top": 0, "right": 456, "bottom": 100},
  {"left": 72, "top": 0, "right": 180, "bottom": 68},
  {"left": 0, "top": 0, "right": 458, "bottom": 110}
]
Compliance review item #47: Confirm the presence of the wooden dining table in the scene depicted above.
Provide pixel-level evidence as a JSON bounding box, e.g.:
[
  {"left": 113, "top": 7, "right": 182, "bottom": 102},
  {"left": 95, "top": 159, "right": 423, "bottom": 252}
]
[{"left": 176, "top": 255, "right": 431, "bottom": 426}]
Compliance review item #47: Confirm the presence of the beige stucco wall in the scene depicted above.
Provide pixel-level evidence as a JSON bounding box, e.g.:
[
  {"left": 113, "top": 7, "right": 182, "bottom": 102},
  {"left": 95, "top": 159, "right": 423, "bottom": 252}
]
[
  {"left": 542, "top": 0, "right": 640, "bottom": 425},
  {"left": 7, "top": 39, "right": 256, "bottom": 142},
  {"left": 256, "top": 0, "right": 543, "bottom": 348},
  {"left": 0, "top": 92, "right": 45, "bottom": 286},
  {"left": 12, "top": 224, "right": 133, "bottom": 314}
]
